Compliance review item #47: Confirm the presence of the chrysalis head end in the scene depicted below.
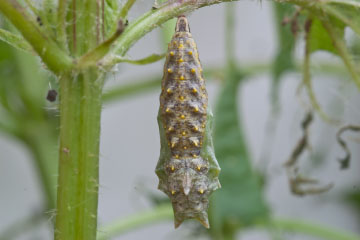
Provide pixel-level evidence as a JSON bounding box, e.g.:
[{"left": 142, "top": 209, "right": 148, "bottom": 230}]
[{"left": 175, "top": 16, "right": 190, "bottom": 33}]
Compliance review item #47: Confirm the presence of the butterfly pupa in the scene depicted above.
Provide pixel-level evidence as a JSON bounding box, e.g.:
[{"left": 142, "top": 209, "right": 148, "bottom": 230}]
[{"left": 155, "top": 16, "right": 221, "bottom": 229}]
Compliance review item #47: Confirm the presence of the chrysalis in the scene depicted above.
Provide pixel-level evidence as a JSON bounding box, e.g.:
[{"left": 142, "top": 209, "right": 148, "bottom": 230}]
[{"left": 155, "top": 16, "right": 221, "bottom": 229}]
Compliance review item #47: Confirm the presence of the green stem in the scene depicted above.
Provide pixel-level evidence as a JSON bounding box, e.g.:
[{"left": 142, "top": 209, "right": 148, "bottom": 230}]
[
  {"left": 103, "top": 53, "right": 165, "bottom": 67},
  {"left": 113, "top": 0, "right": 240, "bottom": 57},
  {"left": 23, "top": 0, "right": 39, "bottom": 15},
  {"left": 0, "top": 0, "right": 73, "bottom": 74},
  {"left": 97, "top": 205, "right": 173, "bottom": 240},
  {"left": 67, "top": 0, "right": 100, "bottom": 57},
  {"left": 55, "top": 70, "right": 104, "bottom": 240},
  {"left": 77, "top": 20, "right": 125, "bottom": 68},
  {"left": 57, "top": 0, "right": 69, "bottom": 51},
  {"left": 97, "top": 204, "right": 360, "bottom": 240},
  {"left": 43, "top": 0, "right": 56, "bottom": 27},
  {"left": 261, "top": 218, "right": 360, "bottom": 240},
  {"left": 303, "top": 18, "right": 333, "bottom": 123},
  {"left": 118, "top": 0, "right": 136, "bottom": 20}
]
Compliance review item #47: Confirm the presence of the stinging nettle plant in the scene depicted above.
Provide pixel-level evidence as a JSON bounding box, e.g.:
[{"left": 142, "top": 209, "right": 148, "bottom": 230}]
[
  {"left": 1, "top": 0, "right": 360, "bottom": 240},
  {"left": 0, "top": 0, "right": 245, "bottom": 239}
]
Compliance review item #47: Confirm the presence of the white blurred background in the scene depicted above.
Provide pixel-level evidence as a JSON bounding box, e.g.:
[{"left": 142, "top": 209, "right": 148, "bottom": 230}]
[{"left": 1, "top": 1, "right": 359, "bottom": 239}]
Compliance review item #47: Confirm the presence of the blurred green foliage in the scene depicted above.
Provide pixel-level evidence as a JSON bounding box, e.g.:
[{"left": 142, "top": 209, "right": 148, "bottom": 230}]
[
  {"left": 0, "top": 0, "right": 360, "bottom": 240},
  {"left": 0, "top": 25, "right": 58, "bottom": 209},
  {"left": 209, "top": 64, "right": 269, "bottom": 239}
]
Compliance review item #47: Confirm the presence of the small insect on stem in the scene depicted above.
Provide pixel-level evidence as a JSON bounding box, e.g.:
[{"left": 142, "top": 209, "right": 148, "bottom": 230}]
[
  {"left": 46, "top": 89, "right": 58, "bottom": 102},
  {"left": 36, "top": 16, "right": 43, "bottom": 26}
]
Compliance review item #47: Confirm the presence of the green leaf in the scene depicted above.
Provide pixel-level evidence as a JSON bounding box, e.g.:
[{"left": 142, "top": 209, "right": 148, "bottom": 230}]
[
  {"left": 0, "top": 28, "right": 33, "bottom": 53},
  {"left": 281, "top": 0, "right": 360, "bottom": 89},
  {"left": 160, "top": 18, "right": 176, "bottom": 50},
  {"left": 322, "top": 1, "right": 360, "bottom": 36},
  {"left": 308, "top": 17, "right": 344, "bottom": 54},
  {"left": 209, "top": 65, "right": 269, "bottom": 238}
]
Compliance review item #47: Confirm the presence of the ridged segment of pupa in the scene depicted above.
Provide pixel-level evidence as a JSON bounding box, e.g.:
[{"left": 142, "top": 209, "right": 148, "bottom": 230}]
[{"left": 155, "top": 16, "right": 221, "bottom": 229}]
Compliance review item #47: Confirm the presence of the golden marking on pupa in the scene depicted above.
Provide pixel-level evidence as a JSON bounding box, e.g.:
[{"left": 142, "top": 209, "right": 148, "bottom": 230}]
[{"left": 191, "top": 138, "right": 199, "bottom": 147}]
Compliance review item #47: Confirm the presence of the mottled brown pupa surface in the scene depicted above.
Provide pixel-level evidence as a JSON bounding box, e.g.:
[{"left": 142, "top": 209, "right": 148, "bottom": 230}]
[{"left": 156, "top": 16, "right": 221, "bottom": 229}]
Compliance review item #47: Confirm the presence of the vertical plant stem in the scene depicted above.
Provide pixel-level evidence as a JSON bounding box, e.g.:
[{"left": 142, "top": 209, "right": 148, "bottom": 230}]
[
  {"left": 303, "top": 18, "right": 330, "bottom": 122},
  {"left": 55, "top": 69, "right": 104, "bottom": 240},
  {"left": 55, "top": 1, "right": 103, "bottom": 239},
  {"left": 57, "top": 0, "right": 69, "bottom": 51}
]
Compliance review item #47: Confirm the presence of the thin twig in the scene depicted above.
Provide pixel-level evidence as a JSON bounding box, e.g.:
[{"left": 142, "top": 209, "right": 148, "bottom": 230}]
[
  {"left": 118, "top": 0, "right": 137, "bottom": 20},
  {"left": 336, "top": 125, "right": 360, "bottom": 169},
  {"left": 24, "top": 0, "right": 40, "bottom": 16},
  {"left": 102, "top": 53, "right": 165, "bottom": 67},
  {"left": 77, "top": 19, "right": 125, "bottom": 68},
  {"left": 302, "top": 17, "right": 333, "bottom": 123},
  {"left": 284, "top": 112, "right": 333, "bottom": 196}
]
